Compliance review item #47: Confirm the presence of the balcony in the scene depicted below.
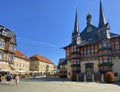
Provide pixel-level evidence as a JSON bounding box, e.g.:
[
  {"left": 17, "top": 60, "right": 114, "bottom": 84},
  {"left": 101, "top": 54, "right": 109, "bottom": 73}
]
[
  {"left": 60, "top": 68, "right": 67, "bottom": 71},
  {"left": 98, "top": 62, "right": 113, "bottom": 66},
  {"left": 99, "top": 47, "right": 112, "bottom": 51},
  {"left": 112, "top": 50, "right": 120, "bottom": 55},
  {"left": 71, "top": 51, "right": 80, "bottom": 55},
  {"left": 71, "top": 64, "right": 80, "bottom": 67},
  {"left": 99, "top": 53, "right": 112, "bottom": 57}
]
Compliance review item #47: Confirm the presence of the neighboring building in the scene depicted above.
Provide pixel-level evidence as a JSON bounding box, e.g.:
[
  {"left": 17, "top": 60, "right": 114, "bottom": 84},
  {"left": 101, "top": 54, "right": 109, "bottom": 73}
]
[
  {"left": 0, "top": 25, "right": 16, "bottom": 76},
  {"left": 30, "top": 54, "right": 56, "bottom": 75},
  {"left": 58, "top": 58, "right": 67, "bottom": 78},
  {"left": 0, "top": 25, "right": 30, "bottom": 76},
  {"left": 10, "top": 50, "right": 30, "bottom": 74},
  {"left": 0, "top": 24, "right": 56, "bottom": 77},
  {"left": 62, "top": 1, "right": 120, "bottom": 81}
]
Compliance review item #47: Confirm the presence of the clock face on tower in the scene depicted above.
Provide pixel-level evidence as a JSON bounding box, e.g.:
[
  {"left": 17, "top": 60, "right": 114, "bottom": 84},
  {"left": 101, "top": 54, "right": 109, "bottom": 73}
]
[{"left": 87, "top": 27, "right": 92, "bottom": 33}]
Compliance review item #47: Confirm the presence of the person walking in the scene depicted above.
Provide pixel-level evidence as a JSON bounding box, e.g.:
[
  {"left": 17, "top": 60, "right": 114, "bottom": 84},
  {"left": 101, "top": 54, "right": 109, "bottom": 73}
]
[
  {"left": 12, "top": 74, "right": 16, "bottom": 85},
  {"left": 15, "top": 74, "right": 19, "bottom": 85}
]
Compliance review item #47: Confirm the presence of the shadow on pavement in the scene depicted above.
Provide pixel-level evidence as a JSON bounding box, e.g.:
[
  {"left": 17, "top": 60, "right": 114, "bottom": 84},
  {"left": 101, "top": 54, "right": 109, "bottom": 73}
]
[
  {"left": 21, "top": 77, "right": 70, "bottom": 82},
  {"left": 114, "top": 80, "right": 120, "bottom": 86}
]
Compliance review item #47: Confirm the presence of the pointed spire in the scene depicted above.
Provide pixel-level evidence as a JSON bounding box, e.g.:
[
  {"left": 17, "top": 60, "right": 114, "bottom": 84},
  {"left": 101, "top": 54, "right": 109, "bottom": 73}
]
[
  {"left": 74, "top": 8, "right": 79, "bottom": 33},
  {"left": 98, "top": 0, "right": 106, "bottom": 28}
]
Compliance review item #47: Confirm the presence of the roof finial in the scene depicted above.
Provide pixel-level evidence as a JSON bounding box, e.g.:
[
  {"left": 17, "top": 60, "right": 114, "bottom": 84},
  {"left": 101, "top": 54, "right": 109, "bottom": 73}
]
[{"left": 86, "top": 13, "right": 92, "bottom": 26}]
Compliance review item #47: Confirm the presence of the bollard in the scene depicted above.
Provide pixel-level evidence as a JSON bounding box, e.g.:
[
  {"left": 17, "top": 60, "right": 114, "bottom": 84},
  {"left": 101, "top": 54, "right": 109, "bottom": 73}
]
[
  {"left": 92, "top": 74, "right": 94, "bottom": 82},
  {"left": 101, "top": 74, "right": 104, "bottom": 83},
  {"left": 84, "top": 74, "right": 86, "bottom": 82}
]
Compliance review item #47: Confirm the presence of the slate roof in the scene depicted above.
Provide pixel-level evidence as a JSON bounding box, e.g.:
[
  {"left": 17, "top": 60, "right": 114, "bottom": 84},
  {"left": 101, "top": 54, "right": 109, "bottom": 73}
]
[
  {"left": 63, "top": 1, "right": 120, "bottom": 49},
  {"left": 57, "top": 58, "right": 67, "bottom": 69},
  {"left": 64, "top": 25, "right": 119, "bottom": 49},
  {"left": 0, "top": 25, "right": 16, "bottom": 45},
  {"left": 80, "top": 25, "right": 98, "bottom": 44}
]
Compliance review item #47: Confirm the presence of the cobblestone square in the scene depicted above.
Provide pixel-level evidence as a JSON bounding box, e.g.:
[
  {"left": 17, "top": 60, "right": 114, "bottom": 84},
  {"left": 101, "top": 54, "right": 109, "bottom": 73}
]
[{"left": 0, "top": 77, "right": 120, "bottom": 92}]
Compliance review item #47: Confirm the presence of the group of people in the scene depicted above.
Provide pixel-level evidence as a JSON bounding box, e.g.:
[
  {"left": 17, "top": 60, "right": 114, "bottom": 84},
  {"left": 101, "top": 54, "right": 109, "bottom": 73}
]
[{"left": 0, "top": 73, "right": 19, "bottom": 85}]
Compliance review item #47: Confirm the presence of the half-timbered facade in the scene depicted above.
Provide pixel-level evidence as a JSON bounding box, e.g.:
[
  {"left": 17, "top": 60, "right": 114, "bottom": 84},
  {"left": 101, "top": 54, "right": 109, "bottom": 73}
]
[
  {"left": 0, "top": 25, "right": 16, "bottom": 76},
  {"left": 62, "top": 1, "right": 120, "bottom": 81}
]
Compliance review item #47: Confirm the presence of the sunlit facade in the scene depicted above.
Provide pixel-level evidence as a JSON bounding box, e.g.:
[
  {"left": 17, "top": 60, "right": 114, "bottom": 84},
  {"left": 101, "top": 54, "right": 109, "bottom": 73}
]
[
  {"left": 30, "top": 54, "right": 56, "bottom": 75},
  {"left": 0, "top": 25, "right": 16, "bottom": 75},
  {"left": 60, "top": 1, "right": 120, "bottom": 81}
]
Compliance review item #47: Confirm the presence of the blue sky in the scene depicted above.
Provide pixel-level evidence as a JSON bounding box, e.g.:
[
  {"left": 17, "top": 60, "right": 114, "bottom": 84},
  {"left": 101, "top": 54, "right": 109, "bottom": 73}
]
[{"left": 0, "top": 0, "right": 120, "bottom": 65}]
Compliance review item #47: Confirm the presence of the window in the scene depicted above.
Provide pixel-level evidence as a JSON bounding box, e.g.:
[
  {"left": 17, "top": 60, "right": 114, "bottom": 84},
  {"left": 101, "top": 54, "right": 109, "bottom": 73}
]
[
  {"left": 109, "top": 58, "right": 112, "bottom": 62},
  {"left": 0, "top": 53, "right": 4, "bottom": 59},
  {"left": 77, "top": 49, "right": 80, "bottom": 52},
  {"left": 99, "top": 60, "right": 102, "bottom": 63},
  {"left": 2, "top": 30, "right": 7, "bottom": 36},
  {"left": 0, "top": 41, "right": 5, "bottom": 48},
  {"left": 103, "top": 59, "right": 108, "bottom": 63},
  {"left": 9, "top": 44, "right": 15, "bottom": 50},
  {"left": 87, "top": 50, "right": 90, "bottom": 54},
  {"left": 103, "top": 43, "right": 107, "bottom": 47},
  {"left": 73, "top": 48, "right": 76, "bottom": 52},
  {"left": 8, "top": 54, "right": 14, "bottom": 61},
  {"left": 88, "top": 38, "right": 92, "bottom": 41},
  {"left": 99, "top": 44, "right": 102, "bottom": 49},
  {"left": 91, "top": 49, "right": 94, "bottom": 53},
  {"left": 87, "top": 27, "right": 92, "bottom": 33},
  {"left": 77, "top": 37, "right": 80, "bottom": 44},
  {"left": 72, "top": 60, "right": 75, "bottom": 64},
  {"left": 84, "top": 50, "right": 86, "bottom": 54},
  {"left": 107, "top": 43, "right": 110, "bottom": 47},
  {"left": 77, "top": 61, "right": 80, "bottom": 64}
]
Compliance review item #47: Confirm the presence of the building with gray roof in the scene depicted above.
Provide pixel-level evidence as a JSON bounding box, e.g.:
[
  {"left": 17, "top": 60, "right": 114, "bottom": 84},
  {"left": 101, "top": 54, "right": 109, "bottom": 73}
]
[{"left": 60, "top": 0, "right": 120, "bottom": 81}]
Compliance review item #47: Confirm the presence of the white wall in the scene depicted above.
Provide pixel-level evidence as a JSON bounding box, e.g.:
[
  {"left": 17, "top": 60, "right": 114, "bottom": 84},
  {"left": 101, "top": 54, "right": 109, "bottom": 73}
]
[
  {"left": 112, "top": 57, "right": 120, "bottom": 81},
  {"left": 67, "top": 60, "right": 71, "bottom": 79}
]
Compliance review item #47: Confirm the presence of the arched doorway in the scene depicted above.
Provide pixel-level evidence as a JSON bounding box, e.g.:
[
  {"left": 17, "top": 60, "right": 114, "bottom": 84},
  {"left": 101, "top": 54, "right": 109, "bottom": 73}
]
[
  {"left": 85, "top": 63, "right": 94, "bottom": 81},
  {"left": 71, "top": 71, "right": 77, "bottom": 81}
]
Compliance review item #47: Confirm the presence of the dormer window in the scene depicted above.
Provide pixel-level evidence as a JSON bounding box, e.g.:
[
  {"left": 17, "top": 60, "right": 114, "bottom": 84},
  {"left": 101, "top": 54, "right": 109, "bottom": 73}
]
[
  {"left": 87, "top": 27, "right": 92, "bottom": 33},
  {"left": 2, "top": 30, "right": 7, "bottom": 36},
  {"left": 88, "top": 38, "right": 92, "bottom": 41}
]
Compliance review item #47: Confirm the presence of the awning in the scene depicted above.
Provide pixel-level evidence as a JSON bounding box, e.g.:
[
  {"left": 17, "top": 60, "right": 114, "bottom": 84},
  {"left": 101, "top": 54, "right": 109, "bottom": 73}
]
[
  {"left": 15, "top": 70, "right": 25, "bottom": 73},
  {"left": 0, "top": 63, "right": 10, "bottom": 72}
]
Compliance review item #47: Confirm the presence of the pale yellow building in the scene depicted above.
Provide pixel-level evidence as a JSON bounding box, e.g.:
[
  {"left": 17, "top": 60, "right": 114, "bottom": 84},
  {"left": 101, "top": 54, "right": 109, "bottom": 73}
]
[
  {"left": 10, "top": 50, "right": 30, "bottom": 74},
  {"left": 30, "top": 54, "right": 56, "bottom": 75}
]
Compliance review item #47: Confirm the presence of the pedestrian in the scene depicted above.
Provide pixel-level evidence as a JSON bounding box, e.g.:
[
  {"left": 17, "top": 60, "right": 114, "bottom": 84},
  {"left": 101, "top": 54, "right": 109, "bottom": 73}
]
[
  {"left": 15, "top": 74, "right": 19, "bottom": 85},
  {"left": 6, "top": 73, "right": 12, "bottom": 85},
  {"left": 12, "top": 74, "right": 16, "bottom": 85}
]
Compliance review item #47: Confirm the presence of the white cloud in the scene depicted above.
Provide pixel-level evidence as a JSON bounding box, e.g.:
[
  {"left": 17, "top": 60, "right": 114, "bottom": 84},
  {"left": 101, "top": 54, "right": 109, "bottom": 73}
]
[{"left": 17, "top": 37, "right": 60, "bottom": 48}]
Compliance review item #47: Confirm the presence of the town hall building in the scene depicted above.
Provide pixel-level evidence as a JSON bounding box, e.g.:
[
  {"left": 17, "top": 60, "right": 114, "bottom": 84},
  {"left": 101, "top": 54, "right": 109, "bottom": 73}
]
[{"left": 58, "top": 1, "right": 120, "bottom": 81}]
